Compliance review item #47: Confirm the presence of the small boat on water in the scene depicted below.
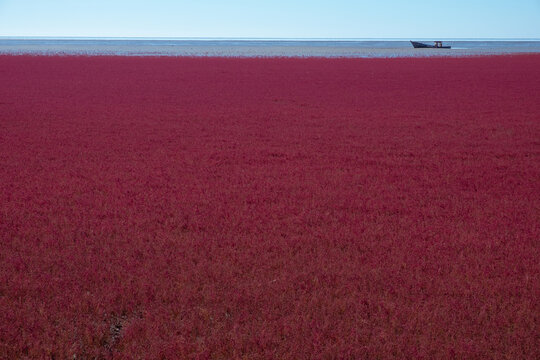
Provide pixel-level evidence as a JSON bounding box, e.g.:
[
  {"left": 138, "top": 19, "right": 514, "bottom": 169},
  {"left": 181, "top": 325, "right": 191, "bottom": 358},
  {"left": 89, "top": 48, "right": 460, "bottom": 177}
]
[{"left": 410, "top": 41, "right": 451, "bottom": 49}]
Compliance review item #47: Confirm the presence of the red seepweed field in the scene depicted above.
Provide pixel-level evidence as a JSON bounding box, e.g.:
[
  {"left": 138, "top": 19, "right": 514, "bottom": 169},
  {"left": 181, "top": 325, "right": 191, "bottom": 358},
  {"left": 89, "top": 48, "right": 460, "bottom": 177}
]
[{"left": 0, "top": 55, "right": 539, "bottom": 358}]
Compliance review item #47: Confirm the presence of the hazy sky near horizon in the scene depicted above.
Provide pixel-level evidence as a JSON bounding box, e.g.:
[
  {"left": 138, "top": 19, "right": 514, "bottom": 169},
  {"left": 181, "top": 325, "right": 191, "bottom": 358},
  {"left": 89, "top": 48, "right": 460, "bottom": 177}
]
[{"left": 0, "top": 0, "right": 539, "bottom": 38}]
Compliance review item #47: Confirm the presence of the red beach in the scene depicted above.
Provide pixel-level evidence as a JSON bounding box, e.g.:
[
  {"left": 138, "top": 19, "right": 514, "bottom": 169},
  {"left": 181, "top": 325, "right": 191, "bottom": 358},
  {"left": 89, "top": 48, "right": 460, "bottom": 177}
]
[{"left": 1, "top": 55, "right": 539, "bottom": 358}]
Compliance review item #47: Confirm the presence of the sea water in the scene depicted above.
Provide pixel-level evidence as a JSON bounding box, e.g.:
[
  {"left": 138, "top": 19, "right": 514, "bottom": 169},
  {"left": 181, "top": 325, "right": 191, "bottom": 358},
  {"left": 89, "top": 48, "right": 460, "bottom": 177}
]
[{"left": 1, "top": 37, "right": 540, "bottom": 57}]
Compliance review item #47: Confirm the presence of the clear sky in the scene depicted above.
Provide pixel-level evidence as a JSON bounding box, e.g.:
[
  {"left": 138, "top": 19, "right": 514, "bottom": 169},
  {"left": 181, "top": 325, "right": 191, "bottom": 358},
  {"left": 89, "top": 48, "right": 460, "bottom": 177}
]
[{"left": 0, "top": 0, "right": 539, "bottom": 39}]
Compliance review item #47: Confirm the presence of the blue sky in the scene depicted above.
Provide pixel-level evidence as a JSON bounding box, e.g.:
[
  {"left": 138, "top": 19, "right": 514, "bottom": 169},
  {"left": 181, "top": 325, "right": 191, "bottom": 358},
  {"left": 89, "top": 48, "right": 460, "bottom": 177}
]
[{"left": 0, "top": 0, "right": 539, "bottom": 38}]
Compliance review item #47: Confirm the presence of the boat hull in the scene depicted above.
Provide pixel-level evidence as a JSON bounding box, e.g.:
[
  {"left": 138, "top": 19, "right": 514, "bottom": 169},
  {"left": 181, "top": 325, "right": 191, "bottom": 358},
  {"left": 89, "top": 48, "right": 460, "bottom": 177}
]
[{"left": 410, "top": 41, "right": 451, "bottom": 49}]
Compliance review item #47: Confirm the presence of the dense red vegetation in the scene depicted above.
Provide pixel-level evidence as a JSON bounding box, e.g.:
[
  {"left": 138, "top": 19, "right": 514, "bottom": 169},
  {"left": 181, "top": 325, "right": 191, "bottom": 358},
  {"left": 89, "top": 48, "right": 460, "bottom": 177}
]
[{"left": 0, "top": 55, "right": 539, "bottom": 359}]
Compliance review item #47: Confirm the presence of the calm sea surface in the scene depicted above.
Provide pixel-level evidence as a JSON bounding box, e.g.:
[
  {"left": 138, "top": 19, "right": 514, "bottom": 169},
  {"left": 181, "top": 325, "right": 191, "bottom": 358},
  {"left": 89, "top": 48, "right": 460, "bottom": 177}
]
[{"left": 1, "top": 38, "right": 540, "bottom": 57}]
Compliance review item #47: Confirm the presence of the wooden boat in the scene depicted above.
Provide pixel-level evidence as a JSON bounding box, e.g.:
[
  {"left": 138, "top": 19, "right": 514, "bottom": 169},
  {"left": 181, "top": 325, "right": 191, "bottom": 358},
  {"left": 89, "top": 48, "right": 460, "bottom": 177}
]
[{"left": 410, "top": 41, "right": 451, "bottom": 49}]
